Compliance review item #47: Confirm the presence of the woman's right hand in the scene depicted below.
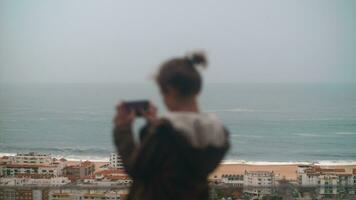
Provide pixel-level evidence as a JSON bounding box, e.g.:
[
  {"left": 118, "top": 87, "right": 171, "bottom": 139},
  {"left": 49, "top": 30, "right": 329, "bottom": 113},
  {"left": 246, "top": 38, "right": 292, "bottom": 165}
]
[{"left": 114, "top": 102, "right": 136, "bottom": 127}]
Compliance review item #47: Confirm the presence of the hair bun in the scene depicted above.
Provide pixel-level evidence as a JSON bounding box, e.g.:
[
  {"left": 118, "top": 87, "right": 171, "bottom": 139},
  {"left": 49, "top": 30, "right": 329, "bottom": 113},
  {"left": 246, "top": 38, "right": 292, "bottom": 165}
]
[{"left": 186, "top": 52, "right": 208, "bottom": 68}]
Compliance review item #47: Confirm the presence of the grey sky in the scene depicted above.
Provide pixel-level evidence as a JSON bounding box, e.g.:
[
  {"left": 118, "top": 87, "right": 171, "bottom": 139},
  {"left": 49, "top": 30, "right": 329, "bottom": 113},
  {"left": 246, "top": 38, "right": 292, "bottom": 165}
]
[{"left": 0, "top": 0, "right": 355, "bottom": 83}]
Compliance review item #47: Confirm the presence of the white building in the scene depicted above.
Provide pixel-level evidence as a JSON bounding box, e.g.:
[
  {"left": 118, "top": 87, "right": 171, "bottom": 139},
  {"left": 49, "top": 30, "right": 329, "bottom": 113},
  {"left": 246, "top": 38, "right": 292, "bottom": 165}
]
[
  {"left": 49, "top": 189, "right": 128, "bottom": 200},
  {"left": 244, "top": 171, "right": 275, "bottom": 187},
  {"left": 221, "top": 174, "right": 244, "bottom": 187},
  {"left": 297, "top": 165, "right": 356, "bottom": 195},
  {"left": 319, "top": 175, "right": 339, "bottom": 195},
  {"left": 1, "top": 165, "right": 40, "bottom": 177},
  {"left": 32, "top": 189, "right": 43, "bottom": 200},
  {"left": 1, "top": 152, "right": 67, "bottom": 177},
  {"left": 0, "top": 156, "right": 10, "bottom": 165},
  {"left": 10, "top": 152, "right": 53, "bottom": 165},
  {"left": 110, "top": 153, "right": 124, "bottom": 169},
  {"left": 0, "top": 176, "right": 70, "bottom": 186},
  {"left": 297, "top": 165, "right": 319, "bottom": 186},
  {"left": 1, "top": 163, "right": 64, "bottom": 177},
  {"left": 50, "top": 177, "right": 72, "bottom": 186},
  {"left": 80, "top": 169, "right": 132, "bottom": 186},
  {"left": 243, "top": 171, "right": 275, "bottom": 197}
]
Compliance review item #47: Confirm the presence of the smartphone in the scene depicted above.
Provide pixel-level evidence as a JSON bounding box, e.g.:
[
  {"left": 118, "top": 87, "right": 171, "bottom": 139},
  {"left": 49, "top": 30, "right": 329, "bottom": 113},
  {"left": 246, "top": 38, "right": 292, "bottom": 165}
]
[{"left": 124, "top": 100, "right": 149, "bottom": 117}]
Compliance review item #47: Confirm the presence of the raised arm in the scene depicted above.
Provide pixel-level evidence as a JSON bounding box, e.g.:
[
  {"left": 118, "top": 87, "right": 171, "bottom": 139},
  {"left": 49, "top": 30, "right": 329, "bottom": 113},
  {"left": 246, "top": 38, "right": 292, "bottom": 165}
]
[
  {"left": 112, "top": 103, "right": 137, "bottom": 176},
  {"left": 113, "top": 102, "right": 162, "bottom": 179},
  {"left": 113, "top": 123, "right": 137, "bottom": 176},
  {"left": 113, "top": 119, "right": 172, "bottom": 179}
]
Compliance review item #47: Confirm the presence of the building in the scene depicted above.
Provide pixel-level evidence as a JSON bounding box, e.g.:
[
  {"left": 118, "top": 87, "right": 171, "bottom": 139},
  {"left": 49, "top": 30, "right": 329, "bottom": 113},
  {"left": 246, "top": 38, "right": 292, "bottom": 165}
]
[
  {"left": 297, "top": 165, "right": 319, "bottom": 186},
  {"left": 1, "top": 164, "right": 63, "bottom": 177},
  {"left": 0, "top": 153, "right": 67, "bottom": 178},
  {"left": 0, "top": 156, "right": 10, "bottom": 165},
  {"left": 319, "top": 174, "right": 339, "bottom": 195},
  {"left": 0, "top": 188, "right": 128, "bottom": 200},
  {"left": 0, "top": 189, "right": 16, "bottom": 200},
  {"left": 0, "top": 176, "right": 70, "bottom": 187},
  {"left": 81, "top": 192, "right": 120, "bottom": 200},
  {"left": 243, "top": 171, "right": 275, "bottom": 197},
  {"left": 221, "top": 174, "right": 244, "bottom": 187},
  {"left": 297, "top": 165, "right": 356, "bottom": 196},
  {"left": 10, "top": 152, "right": 53, "bottom": 166},
  {"left": 244, "top": 170, "right": 275, "bottom": 187},
  {"left": 0, "top": 188, "right": 50, "bottom": 200},
  {"left": 63, "top": 161, "right": 95, "bottom": 181},
  {"left": 49, "top": 189, "right": 128, "bottom": 200},
  {"left": 51, "top": 192, "right": 70, "bottom": 200},
  {"left": 2, "top": 165, "right": 40, "bottom": 177},
  {"left": 32, "top": 189, "right": 49, "bottom": 200},
  {"left": 80, "top": 169, "right": 132, "bottom": 186},
  {"left": 109, "top": 153, "right": 124, "bottom": 169}
]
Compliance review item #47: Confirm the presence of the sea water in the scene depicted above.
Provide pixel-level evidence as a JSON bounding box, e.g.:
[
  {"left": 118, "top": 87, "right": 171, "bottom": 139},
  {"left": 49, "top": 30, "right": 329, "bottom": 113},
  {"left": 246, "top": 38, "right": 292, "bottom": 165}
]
[{"left": 0, "top": 82, "right": 355, "bottom": 163}]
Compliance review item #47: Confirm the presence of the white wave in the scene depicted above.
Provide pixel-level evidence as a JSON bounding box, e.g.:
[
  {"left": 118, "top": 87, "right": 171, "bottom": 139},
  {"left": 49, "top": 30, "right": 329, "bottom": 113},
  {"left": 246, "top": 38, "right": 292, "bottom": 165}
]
[
  {"left": 287, "top": 118, "right": 346, "bottom": 121},
  {"left": 222, "top": 159, "right": 356, "bottom": 166},
  {"left": 0, "top": 152, "right": 109, "bottom": 162},
  {"left": 335, "top": 132, "right": 356, "bottom": 135},
  {"left": 68, "top": 117, "right": 85, "bottom": 121},
  {"left": 0, "top": 153, "right": 16, "bottom": 157},
  {"left": 222, "top": 160, "right": 311, "bottom": 165},
  {"left": 314, "top": 160, "right": 356, "bottom": 166},
  {"left": 207, "top": 108, "right": 279, "bottom": 113},
  {"left": 213, "top": 108, "right": 257, "bottom": 112},
  {"left": 235, "top": 135, "right": 264, "bottom": 138},
  {"left": 3, "top": 128, "right": 27, "bottom": 132},
  {"left": 56, "top": 155, "right": 109, "bottom": 162},
  {"left": 1, "top": 119, "right": 17, "bottom": 122},
  {"left": 293, "top": 133, "right": 319, "bottom": 137}
]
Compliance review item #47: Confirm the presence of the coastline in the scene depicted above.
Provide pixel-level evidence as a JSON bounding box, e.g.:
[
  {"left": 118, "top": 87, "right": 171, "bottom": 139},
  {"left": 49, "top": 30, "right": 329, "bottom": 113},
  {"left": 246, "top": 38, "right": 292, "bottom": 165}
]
[
  {"left": 2, "top": 152, "right": 356, "bottom": 165},
  {"left": 210, "top": 163, "right": 299, "bottom": 181},
  {"left": 56, "top": 160, "right": 356, "bottom": 181},
  {"left": 2, "top": 152, "right": 356, "bottom": 181}
]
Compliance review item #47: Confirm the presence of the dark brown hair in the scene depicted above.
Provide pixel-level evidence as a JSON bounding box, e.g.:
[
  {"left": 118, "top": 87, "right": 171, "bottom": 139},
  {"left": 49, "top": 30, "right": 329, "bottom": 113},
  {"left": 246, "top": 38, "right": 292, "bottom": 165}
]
[{"left": 156, "top": 52, "right": 208, "bottom": 97}]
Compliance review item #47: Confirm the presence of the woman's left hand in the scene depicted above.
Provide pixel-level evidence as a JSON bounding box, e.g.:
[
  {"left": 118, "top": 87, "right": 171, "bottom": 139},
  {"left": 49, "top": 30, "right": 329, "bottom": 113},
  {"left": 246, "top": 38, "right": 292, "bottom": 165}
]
[{"left": 142, "top": 102, "right": 158, "bottom": 123}]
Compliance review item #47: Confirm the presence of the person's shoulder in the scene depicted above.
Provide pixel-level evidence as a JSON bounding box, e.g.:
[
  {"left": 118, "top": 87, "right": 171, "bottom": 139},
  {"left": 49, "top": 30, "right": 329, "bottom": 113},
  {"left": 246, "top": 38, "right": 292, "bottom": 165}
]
[
  {"left": 150, "top": 118, "right": 174, "bottom": 133},
  {"left": 143, "top": 118, "right": 177, "bottom": 139},
  {"left": 159, "top": 111, "right": 229, "bottom": 148}
]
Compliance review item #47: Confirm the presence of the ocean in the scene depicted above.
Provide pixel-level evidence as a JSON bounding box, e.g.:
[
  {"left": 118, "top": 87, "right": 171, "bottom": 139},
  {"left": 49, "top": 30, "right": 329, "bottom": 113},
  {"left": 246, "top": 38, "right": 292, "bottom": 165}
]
[{"left": 0, "top": 82, "right": 355, "bottom": 163}]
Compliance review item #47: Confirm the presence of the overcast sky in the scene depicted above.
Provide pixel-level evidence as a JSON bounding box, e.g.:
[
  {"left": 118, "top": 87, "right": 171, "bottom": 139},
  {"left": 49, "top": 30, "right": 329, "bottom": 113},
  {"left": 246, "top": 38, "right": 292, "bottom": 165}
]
[{"left": 0, "top": 0, "right": 355, "bottom": 83}]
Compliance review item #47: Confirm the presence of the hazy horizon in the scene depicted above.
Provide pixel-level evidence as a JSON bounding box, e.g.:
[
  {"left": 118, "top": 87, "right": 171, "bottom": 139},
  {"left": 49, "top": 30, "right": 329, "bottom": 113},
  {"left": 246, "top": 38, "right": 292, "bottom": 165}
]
[{"left": 1, "top": 0, "right": 355, "bottom": 84}]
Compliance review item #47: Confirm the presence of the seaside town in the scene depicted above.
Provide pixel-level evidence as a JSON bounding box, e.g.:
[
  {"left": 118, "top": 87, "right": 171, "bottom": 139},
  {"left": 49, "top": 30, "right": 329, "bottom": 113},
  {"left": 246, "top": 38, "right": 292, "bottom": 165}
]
[{"left": 0, "top": 152, "right": 355, "bottom": 200}]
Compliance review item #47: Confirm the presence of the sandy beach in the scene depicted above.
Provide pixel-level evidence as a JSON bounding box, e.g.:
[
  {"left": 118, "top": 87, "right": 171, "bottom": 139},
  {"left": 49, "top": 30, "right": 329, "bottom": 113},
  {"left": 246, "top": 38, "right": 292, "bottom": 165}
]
[
  {"left": 210, "top": 164, "right": 298, "bottom": 180},
  {"left": 66, "top": 160, "right": 299, "bottom": 179},
  {"left": 211, "top": 163, "right": 356, "bottom": 181},
  {"left": 65, "top": 160, "right": 356, "bottom": 181},
  {"left": 1, "top": 155, "right": 355, "bottom": 183}
]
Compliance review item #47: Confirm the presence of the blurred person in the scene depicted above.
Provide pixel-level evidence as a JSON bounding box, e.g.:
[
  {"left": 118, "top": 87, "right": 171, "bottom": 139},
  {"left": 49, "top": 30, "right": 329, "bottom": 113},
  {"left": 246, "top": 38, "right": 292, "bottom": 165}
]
[{"left": 113, "top": 52, "right": 230, "bottom": 200}]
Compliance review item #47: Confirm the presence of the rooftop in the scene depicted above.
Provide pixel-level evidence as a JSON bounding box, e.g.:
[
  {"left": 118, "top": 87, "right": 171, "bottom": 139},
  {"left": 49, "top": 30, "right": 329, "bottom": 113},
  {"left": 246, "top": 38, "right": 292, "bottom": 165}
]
[
  {"left": 52, "top": 193, "right": 70, "bottom": 197},
  {"left": 4, "top": 163, "right": 59, "bottom": 168},
  {"left": 95, "top": 169, "right": 126, "bottom": 176},
  {"left": 304, "top": 166, "right": 354, "bottom": 176},
  {"left": 15, "top": 174, "right": 54, "bottom": 179},
  {"left": 16, "top": 152, "right": 50, "bottom": 157},
  {"left": 81, "top": 160, "right": 94, "bottom": 167}
]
